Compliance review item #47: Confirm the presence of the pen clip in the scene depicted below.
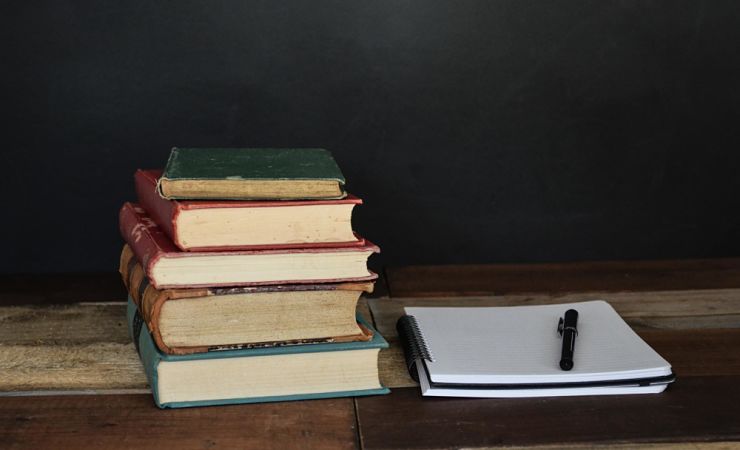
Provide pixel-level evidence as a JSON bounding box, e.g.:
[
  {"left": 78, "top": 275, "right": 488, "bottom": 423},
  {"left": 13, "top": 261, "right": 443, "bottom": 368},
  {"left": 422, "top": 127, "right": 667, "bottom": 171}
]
[
  {"left": 558, "top": 317, "right": 579, "bottom": 337},
  {"left": 557, "top": 317, "right": 564, "bottom": 336}
]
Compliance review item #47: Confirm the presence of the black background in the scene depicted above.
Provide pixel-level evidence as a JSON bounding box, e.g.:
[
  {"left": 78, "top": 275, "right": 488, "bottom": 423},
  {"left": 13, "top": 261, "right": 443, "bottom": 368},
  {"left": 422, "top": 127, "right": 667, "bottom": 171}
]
[{"left": 3, "top": 1, "right": 740, "bottom": 274}]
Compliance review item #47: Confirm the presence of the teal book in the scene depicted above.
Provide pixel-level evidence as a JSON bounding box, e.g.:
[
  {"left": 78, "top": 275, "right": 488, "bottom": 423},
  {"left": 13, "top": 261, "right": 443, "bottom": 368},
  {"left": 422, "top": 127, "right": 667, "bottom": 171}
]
[
  {"left": 127, "top": 297, "right": 389, "bottom": 408},
  {"left": 158, "top": 147, "right": 347, "bottom": 200}
]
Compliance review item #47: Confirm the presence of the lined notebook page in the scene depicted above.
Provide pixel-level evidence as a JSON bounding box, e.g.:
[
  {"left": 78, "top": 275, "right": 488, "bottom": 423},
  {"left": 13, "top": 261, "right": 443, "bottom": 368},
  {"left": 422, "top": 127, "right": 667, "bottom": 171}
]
[{"left": 405, "top": 301, "right": 672, "bottom": 385}]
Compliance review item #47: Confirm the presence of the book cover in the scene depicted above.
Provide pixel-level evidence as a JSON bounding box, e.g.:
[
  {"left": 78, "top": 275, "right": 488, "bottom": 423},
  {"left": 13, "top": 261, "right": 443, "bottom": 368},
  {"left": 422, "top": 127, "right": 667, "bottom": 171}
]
[
  {"left": 136, "top": 169, "right": 364, "bottom": 251},
  {"left": 118, "top": 202, "right": 379, "bottom": 289},
  {"left": 127, "top": 297, "right": 390, "bottom": 408},
  {"left": 120, "top": 246, "right": 375, "bottom": 354},
  {"left": 158, "top": 148, "right": 346, "bottom": 200}
]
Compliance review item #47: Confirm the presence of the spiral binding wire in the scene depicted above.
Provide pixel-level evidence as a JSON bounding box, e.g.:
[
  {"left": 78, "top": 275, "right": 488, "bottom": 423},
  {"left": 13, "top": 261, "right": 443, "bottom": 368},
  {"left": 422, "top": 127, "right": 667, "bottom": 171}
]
[{"left": 400, "top": 315, "right": 435, "bottom": 362}]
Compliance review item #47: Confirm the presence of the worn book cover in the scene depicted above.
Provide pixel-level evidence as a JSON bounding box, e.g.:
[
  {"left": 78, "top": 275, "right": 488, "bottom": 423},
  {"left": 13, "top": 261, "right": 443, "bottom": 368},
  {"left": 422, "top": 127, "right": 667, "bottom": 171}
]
[
  {"left": 158, "top": 148, "right": 346, "bottom": 200},
  {"left": 136, "top": 169, "right": 364, "bottom": 251},
  {"left": 128, "top": 297, "right": 389, "bottom": 408},
  {"left": 120, "top": 246, "right": 374, "bottom": 355},
  {"left": 119, "top": 202, "right": 379, "bottom": 289}
]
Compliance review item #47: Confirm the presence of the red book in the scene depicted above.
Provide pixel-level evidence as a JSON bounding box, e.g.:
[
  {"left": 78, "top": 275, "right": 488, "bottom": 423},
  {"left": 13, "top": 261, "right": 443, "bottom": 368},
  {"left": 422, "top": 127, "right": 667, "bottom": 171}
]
[
  {"left": 135, "top": 169, "right": 364, "bottom": 251},
  {"left": 119, "top": 202, "right": 379, "bottom": 289}
]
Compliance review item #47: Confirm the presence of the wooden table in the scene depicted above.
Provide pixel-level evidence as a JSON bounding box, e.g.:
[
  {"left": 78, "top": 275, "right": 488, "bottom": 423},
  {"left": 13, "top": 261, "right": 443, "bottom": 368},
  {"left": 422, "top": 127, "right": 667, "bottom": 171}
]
[{"left": 2, "top": 259, "right": 740, "bottom": 449}]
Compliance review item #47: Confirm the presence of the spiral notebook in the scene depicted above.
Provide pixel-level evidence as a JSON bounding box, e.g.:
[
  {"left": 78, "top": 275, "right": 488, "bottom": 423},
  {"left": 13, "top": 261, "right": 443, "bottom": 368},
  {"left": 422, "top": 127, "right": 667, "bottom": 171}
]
[{"left": 397, "top": 300, "right": 675, "bottom": 398}]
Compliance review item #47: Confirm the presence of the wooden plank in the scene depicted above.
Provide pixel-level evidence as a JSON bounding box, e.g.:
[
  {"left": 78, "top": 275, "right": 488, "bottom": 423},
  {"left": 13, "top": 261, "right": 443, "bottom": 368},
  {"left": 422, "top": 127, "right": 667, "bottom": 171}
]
[
  {"left": 368, "top": 289, "right": 740, "bottom": 337},
  {"left": 386, "top": 259, "right": 740, "bottom": 297},
  {"left": 0, "top": 394, "right": 358, "bottom": 450},
  {"left": 0, "top": 303, "right": 129, "bottom": 344},
  {"left": 367, "top": 293, "right": 740, "bottom": 388},
  {"left": 0, "top": 301, "right": 380, "bottom": 393},
  {"left": 11, "top": 291, "right": 736, "bottom": 392},
  {"left": 643, "top": 329, "right": 740, "bottom": 377},
  {"left": 0, "top": 303, "right": 145, "bottom": 393},
  {"left": 487, "top": 443, "right": 740, "bottom": 450},
  {"left": 0, "top": 342, "right": 148, "bottom": 392},
  {"left": 356, "top": 377, "right": 740, "bottom": 449},
  {"left": 377, "top": 338, "right": 417, "bottom": 388},
  {"left": 0, "top": 273, "right": 126, "bottom": 305},
  {"left": 377, "top": 328, "right": 740, "bottom": 389}
]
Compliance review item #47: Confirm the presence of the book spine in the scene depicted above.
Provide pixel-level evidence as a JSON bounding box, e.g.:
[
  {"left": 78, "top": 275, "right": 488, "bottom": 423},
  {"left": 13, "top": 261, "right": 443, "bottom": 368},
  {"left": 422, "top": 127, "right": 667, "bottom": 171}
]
[
  {"left": 396, "top": 315, "right": 435, "bottom": 382},
  {"left": 135, "top": 169, "right": 183, "bottom": 249},
  {"left": 119, "top": 244, "right": 142, "bottom": 303},
  {"left": 156, "top": 147, "right": 178, "bottom": 199},
  {"left": 118, "top": 244, "right": 136, "bottom": 291},
  {"left": 120, "top": 248, "right": 214, "bottom": 355},
  {"left": 119, "top": 202, "right": 166, "bottom": 283},
  {"left": 127, "top": 297, "right": 164, "bottom": 408}
]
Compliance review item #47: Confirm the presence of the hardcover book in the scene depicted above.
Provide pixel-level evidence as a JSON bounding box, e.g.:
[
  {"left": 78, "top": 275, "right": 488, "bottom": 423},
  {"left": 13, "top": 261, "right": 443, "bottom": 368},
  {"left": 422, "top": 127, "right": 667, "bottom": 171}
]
[
  {"left": 120, "top": 248, "right": 374, "bottom": 355},
  {"left": 136, "top": 169, "right": 362, "bottom": 251},
  {"left": 158, "top": 148, "right": 346, "bottom": 200},
  {"left": 128, "top": 297, "right": 389, "bottom": 408},
  {"left": 119, "top": 203, "right": 378, "bottom": 289}
]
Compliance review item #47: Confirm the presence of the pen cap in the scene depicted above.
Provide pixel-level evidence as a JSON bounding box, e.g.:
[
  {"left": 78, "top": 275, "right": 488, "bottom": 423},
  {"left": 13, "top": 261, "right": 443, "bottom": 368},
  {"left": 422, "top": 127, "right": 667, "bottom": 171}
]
[{"left": 563, "top": 309, "right": 579, "bottom": 326}]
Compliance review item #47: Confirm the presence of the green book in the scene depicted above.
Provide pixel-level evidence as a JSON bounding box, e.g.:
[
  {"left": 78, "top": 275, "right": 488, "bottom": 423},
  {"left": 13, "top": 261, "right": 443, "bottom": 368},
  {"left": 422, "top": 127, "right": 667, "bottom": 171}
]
[
  {"left": 158, "top": 147, "right": 347, "bottom": 200},
  {"left": 128, "top": 297, "right": 389, "bottom": 408}
]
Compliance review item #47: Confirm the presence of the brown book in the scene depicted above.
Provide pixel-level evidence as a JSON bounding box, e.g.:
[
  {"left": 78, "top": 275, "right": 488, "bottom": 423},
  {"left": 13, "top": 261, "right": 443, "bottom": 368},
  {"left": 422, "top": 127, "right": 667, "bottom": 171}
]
[
  {"left": 119, "top": 203, "right": 378, "bottom": 289},
  {"left": 137, "top": 169, "right": 363, "bottom": 251},
  {"left": 120, "top": 246, "right": 373, "bottom": 355}
]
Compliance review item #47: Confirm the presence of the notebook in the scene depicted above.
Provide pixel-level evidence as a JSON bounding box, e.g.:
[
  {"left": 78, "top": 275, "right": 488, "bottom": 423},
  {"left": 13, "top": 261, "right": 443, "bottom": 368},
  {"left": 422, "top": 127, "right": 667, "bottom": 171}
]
[{"left": 397, "top": 300, "right": 675, "bottom": 398}]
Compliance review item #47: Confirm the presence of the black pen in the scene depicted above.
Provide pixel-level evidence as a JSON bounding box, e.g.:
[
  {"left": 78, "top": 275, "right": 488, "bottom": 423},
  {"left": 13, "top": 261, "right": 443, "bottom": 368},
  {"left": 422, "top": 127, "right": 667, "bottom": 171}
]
[{"left": 557, "top": 309, "right": 579, "bottom": 371}]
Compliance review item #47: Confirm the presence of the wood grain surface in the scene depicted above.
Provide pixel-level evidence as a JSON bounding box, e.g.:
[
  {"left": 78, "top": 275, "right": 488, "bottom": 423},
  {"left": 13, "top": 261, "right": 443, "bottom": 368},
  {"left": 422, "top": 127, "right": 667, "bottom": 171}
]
[
  {"left": 360, "top": 265, "right": 740, "bottom": 448},
  {"left": 368, "top": 290, "right": 740, "bottom": 388},
  {"left": 369, "top": 289, "right": 740, "bottom": 336},
  {"left": 356, "top": 377, "right": 740, "bottom": 449},
  {"left": 0, "top": 299, "right": 375, "bottom": 394},
  {"left": 0, "top": 303, "right": 146, "bottom": 393},
  {"left": 386, "top": 259, "right": 740, "bottom": 297},
  {"left": 3, "top": 261, "right": 740, "bottom": 449},
  {"left": 0, "top": 394, "right": 358, "bottom": 450}
]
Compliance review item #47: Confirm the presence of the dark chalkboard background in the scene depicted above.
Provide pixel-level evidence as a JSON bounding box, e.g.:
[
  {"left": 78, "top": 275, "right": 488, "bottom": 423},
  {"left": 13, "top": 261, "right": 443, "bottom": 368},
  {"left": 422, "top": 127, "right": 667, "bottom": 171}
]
[{"left": 3, "top": 1, "right": 740, "bottom": 273}]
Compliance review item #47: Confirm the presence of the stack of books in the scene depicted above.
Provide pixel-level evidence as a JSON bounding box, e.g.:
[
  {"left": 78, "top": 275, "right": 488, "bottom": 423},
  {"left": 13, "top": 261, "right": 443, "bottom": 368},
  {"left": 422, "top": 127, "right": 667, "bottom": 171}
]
[{"left": 118, "top": 148, "right": 389, "bottom": 408}]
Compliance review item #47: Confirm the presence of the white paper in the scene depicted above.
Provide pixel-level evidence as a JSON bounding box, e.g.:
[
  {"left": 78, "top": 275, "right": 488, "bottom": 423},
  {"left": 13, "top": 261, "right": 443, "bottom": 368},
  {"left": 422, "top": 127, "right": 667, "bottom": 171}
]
[{"left": 405, "top": 300, "right": 672, "bottom": 391}]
